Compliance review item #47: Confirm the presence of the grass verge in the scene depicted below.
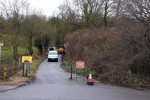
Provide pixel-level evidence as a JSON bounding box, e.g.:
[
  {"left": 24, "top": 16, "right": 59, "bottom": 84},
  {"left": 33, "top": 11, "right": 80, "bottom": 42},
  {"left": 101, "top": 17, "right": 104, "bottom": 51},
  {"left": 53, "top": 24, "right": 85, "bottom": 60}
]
[
  {"left": 63, "top": 56, "right": 150, "bottom": 90},
  {"left": 63, "top": 61, "right": 89, "bottom": 76},
  {"left": 0, "top": 55, "right": 46, "bottom": 85}
]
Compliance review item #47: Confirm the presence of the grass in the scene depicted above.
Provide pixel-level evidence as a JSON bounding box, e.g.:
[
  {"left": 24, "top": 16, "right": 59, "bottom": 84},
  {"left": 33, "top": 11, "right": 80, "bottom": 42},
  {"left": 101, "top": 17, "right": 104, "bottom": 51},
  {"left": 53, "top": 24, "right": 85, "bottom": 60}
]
[
  {"left": 1, "top": 47, "right": 13, "bottom": 58},
  {"left": 1, "top": 47, "right": 38, "bottom": 59}
]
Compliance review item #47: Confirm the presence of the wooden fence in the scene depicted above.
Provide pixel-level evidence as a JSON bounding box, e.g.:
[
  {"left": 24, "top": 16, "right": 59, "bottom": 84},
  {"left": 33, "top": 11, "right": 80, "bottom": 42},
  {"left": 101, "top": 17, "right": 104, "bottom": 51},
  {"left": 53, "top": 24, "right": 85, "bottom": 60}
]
[{"left": 0, "top": 57, "right": 22, "bottom": 81}]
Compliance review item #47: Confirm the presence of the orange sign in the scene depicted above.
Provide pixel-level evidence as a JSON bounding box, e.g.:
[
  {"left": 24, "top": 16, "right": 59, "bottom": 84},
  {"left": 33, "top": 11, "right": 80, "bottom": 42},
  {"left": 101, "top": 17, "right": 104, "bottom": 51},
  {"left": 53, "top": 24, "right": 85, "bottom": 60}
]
[{"left": 76, "top": 61, "right": 84, "bottom": 68}]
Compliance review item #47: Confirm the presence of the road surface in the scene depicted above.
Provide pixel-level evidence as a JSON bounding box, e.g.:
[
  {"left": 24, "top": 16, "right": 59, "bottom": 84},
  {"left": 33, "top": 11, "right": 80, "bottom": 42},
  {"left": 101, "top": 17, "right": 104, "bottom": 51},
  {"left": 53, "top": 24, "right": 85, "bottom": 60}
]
[{"left": 0, "top": 55, "right": 150, "bottom": 100}]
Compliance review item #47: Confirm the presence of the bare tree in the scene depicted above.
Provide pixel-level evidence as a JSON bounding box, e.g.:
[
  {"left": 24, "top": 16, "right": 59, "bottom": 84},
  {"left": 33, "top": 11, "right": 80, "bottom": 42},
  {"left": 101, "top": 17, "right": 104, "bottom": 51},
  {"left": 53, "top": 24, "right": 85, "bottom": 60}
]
[
  {"left": 22, "top": 14, "right": 41, "bottom": 55},
  {"left": 122, "top": 0, "right": 150, "bottom": 47},
  {"left": 73, "top": 0, "right": 104, "bottom": 27},
  {"left": 111, "top": 0, "right": 150, "bottom": 74},
  {"left": 103, "top": 0, "right": 109, "bottom": 27},
  {"left": 0, "top": 0, "right": 30, "bottom": 59},
  {"left": 37, "top": 15, "right": 51, "bottom": 55},
  {"left": 112, "top": 0, "right": 122, "bottom": 19}
]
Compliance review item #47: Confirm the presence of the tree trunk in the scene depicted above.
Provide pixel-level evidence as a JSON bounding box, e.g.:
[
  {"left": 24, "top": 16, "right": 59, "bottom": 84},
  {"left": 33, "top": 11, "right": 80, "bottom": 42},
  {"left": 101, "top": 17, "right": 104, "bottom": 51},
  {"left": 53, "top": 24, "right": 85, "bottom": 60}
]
[
  {"left": 104, "top": 2, "right": 108, "bottom": 28},
  {"left": 28, "top": 38, "right": 33, "bottom": 56},
  {"left": 42, "top": 43, "right": 45, "bottom": 56},
  {"left": 13, "top": 46, "right": 17, "bottom": 60}
]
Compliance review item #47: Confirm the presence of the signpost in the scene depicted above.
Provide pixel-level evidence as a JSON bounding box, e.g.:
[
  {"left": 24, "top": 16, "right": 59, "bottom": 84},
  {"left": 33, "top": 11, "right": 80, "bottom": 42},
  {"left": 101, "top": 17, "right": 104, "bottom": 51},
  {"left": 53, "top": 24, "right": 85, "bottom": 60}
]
[
  {"left": 22, "top": 56, "right": 32, "bottom": 76},
  {"left": 69, "top": 61, "right": 85, "bottom": 80},
  {"left": 0, "top": 42, "right": 3, "bottom": 63},
  {"left": 75, "top": 61, "right": 85, "bottom": 80}
]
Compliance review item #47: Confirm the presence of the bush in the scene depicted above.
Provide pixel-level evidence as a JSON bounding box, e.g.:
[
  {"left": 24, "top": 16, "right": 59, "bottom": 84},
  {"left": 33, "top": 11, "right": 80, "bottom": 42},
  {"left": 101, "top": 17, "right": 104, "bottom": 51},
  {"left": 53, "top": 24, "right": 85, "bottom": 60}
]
[
  {"left": 64, "top": 26, "right": 150, "bottom": 89},
  {"left": 130, "top": 57, "right": 150, "bottom": 74}
]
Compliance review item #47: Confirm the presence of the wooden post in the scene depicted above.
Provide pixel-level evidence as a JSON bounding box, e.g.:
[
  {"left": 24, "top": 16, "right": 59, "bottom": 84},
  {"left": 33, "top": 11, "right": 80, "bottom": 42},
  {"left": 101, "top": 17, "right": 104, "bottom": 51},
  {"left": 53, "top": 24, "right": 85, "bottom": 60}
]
[
  {"left": 12, "top": 60, "right": 15, "bottom": 74},
  {"left": 3, "top": 64, "right": 6, "bottom": 81},
  {"left": 18, "top": 57, "right": 21, "bottom": 70},
  {"left": 0, "top": 42, "right": 3, "bottom": 63},
  {"left": 23, "top": 63, "right": 24, "bottom": 76}
]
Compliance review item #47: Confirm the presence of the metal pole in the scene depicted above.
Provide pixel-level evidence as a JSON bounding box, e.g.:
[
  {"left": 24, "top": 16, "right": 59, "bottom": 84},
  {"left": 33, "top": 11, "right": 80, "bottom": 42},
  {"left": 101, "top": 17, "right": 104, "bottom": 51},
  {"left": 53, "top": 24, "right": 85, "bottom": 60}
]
[{"left": 70, "top": 63, "right": 72, "bottom": 79}]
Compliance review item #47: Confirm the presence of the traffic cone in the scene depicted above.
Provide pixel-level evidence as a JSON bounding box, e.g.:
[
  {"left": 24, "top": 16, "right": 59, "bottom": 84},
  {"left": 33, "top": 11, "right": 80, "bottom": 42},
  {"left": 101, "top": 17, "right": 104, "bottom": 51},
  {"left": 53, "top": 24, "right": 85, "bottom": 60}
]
[{"left": 87, "top": 71, "right": 94, "bottom": 85}]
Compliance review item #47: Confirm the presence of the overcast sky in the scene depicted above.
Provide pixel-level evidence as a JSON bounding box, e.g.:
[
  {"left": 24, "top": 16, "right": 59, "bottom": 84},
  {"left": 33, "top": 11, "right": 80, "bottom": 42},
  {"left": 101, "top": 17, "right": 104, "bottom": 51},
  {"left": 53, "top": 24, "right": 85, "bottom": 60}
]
[{"left": 28, "top": 0, "right": 64, "bottom": 17}]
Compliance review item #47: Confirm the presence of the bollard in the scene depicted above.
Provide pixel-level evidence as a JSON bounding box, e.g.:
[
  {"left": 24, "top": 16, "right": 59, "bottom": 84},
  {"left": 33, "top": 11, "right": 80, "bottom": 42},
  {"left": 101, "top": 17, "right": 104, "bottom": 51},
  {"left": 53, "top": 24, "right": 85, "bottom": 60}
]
[{"left": 3, "top": 64, "right": 6, "bottom": 81}]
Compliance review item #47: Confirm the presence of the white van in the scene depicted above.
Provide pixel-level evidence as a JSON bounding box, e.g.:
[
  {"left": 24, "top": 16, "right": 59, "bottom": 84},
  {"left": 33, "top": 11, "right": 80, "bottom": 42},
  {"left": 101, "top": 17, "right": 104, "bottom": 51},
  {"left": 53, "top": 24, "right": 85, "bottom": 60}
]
[{"left": 48, "top": 51, "right": 58, "bottom": 62}]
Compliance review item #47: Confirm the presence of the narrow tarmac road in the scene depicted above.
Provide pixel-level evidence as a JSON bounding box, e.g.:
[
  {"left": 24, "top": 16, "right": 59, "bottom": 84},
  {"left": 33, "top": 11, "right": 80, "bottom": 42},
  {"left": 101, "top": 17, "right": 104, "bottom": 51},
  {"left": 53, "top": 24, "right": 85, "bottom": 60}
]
[{"left": 0, "top": 55, "right": 150, "bottom": 100}]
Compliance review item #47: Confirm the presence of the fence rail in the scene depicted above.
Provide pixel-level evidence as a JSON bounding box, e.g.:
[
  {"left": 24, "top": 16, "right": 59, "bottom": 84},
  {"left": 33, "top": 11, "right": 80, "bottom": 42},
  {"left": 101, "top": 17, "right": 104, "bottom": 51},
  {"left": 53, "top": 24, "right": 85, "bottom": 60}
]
[{"left": 0, "top": 57, "right": 22, "bottom": 81}]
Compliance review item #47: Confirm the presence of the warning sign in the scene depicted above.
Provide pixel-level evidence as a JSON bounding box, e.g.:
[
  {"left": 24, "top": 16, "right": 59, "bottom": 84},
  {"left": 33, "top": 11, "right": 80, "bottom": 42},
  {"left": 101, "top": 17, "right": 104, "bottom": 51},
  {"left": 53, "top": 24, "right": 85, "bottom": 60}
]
[
  {"left": 22, "top": 56, "right": 32, "bottom": 63},
  {"left": 76, "top": 61, "right": 84, "bottom": 68}
]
